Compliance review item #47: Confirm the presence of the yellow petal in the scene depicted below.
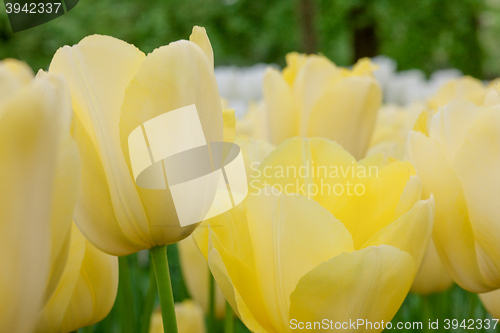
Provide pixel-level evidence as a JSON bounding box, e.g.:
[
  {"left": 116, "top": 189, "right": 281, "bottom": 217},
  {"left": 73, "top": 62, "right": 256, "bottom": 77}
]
[
  {"left": 282, "top": 52, "right": 308, "bottom": 86},
  {"left": 37, "top": 225, "right": 119, "bottom": 332},
  {"left": 245, "top": 189, "right": 353, "bottom": 332},
  {"left": 49, "top": 34, "right": 154, "bottom": 252},
  {"left": 293, "top": 55, "right": 338, "bottom": 136},
  {"left": 452, "top": 108, "right": 500, "bottom": 286},
  {"left": 305, "top": 75, "right": 382, "bottom": 159},
  {"left": 429, "top": 101, "right": 485, "bottom": 163},
  {"left": 189, "top": 26, "right": 214, "bottom": 68},
  {"left": 253, "top": 137, "right": 414, "bottom": 249},
  {"left": 408, "top": 130, "right": 496, "bottom": 292},
  {"left": 479, "top": 289, "right": 500, "bottom": 320},
  {"left": 362, "top": 198, "right": 435, "bottom": 266},
  {"left": 289, "top": 246, "right": 415, "bottom": 332},
  {"left": 119, "top": 37, "right": 223, "bottom": 245},
  {"left": 263, "top": 67, "right": 298, "bottom": 145},
  {"left": 411, "top": 239, "right": 454, "bottom": 295}
]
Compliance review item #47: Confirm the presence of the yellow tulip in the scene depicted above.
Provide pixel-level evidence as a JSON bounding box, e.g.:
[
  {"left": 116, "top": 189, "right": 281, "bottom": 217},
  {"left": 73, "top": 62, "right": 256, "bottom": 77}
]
[
  {"left": 366, "top": 102, "right": 425, "bottom": 160},
  {"left": 239, "top": 53, "right": 382, "bottom": 159},
  {"left": 48, "top": 26, "right": 224, "bottom": 256},
  {"left": 427, "top": 76, "right": 487, "bottom": 110},
  {"left": 36, "top": 224, "right": 118, "bottom": 332},
  {"left": 150, "top": 301, "right": 206, "bottom": 333},
  {"left": 408, "top": 100, "right": 500, "bottom": 292},
  {"left": 0, "top": 60, "right": 79, "bottom": 332},
  {"left": 480, "top": 289, "right": 500, "bottom": 320},
  {"left": 195, "top": 137, "right": 434, "bottom": 332}
]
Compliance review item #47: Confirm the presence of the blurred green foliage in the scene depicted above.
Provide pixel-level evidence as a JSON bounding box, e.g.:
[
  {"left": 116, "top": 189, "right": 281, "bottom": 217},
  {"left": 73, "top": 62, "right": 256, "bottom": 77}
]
[{"left": 1, "top": 0, "right": 499, "bottom": 78}]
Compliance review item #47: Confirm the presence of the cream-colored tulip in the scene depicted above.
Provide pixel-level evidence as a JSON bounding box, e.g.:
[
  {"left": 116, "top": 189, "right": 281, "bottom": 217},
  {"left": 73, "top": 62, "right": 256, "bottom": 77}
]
[
  {"left": 195, "top": 137, "right": 434, "bottom": 332},
  {"left": 480, "top": 289, "right": 500, "bottom": 320},
  {"left": 238, "top": 54, "right": 382, "bottom": 159},
  {"left": 408, "top": 100, "right": 500, "bottom": 292},
  {"left": 49, "top": 27, "right": 224, "bottom": 256},
  {"left": 150, "top": 301, "right": 206, "bottom": 333},
  {"left": 0, "top": 60, "right": 79, "bottom": 332},
  {"left": 35, "top": 224, "right": 118, "bottom": 332}
]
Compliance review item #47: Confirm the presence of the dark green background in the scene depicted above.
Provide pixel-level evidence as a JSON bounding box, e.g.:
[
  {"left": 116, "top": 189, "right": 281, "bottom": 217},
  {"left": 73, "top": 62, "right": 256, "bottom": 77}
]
[{"left": 0, "top": 0, "right": 499, "bottom": 79}]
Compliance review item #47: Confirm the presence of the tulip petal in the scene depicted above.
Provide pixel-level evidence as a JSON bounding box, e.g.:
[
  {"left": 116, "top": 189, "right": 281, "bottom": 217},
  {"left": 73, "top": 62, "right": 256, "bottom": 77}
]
[
  {"left": 189, "top": 26, "right": 214, "bottom": 68},
  {"left": 408, "top": 130, "right": 496, "bottom": 292},
  {"left": 254, "top": 137, "right": 414, "bottom": 249},
  {"left": 246, "top": 189, "right": 353, "bottom": 332},
  {"left": 393, "top": 175, "right": 422, "bottom": 220},
  {"left": 411, "top": 239, "right": 454, "bottom": 295},
  {"left": 429, "top": 101, "right": 485, "bottom": 163},
  {"left": 49, "top": 34, "right": 154, "bottom": 250},
  {"left": 292, "top": 55, "right": 338, "bottom": 136},
  {"left": 72, "top": 116, "right": 147, "bottom": 255},
  {"left": 479, "top": 289, "right": 500, "bottom": 320},
  {"left": 452, "top": 108, "right": 500, "bottom": 286},
  {"left": 263, "top": 67, "right": 297, "bottom": 145},
  {"left": 306, "top": 76, "right": 381, "bottom": 159},
  {"left": 289, "top": 246, "right": 415, "bottom": 331},
  {"left": 208, "top": 227, "right": 274, "bottom": 332},
  {"left": 36, "top": 225, "right": 86, "bottom": 332},
  {"left": 362, "top": 198, "right": 435, "bottom": 266},
  {"left": 119, "top": 38, "right": 223, "bottom": 245}
]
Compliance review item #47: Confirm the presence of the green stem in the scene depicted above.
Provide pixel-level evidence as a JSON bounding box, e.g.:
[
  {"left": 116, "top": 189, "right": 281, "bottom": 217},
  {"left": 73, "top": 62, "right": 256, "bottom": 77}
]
[
  {"left": 207, "top": 270, "right": 216, "bottom": 332},
  {"left": 150, "top": 245, "right": 178, "bottom": 333},
  {"left": 118, "top": 255, "right": 137, "bottom": 333},
  {"left": 140, "top": 261, "right": 157, "bottom": 333},
  {"left": 224, "top": 301, "right": 234, "bottom": 333}
]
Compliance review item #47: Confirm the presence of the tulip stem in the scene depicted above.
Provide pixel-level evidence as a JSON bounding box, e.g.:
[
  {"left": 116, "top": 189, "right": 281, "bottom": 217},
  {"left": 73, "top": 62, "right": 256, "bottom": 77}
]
[
  {"left": 150, "top": 245, "right": 178, "bottom": 333},
  {"left": 207, "top": 270, "right": 216, "bottom": 332},
  {"left": 224, "top": 301, "right": 234, "bottom": 333}
]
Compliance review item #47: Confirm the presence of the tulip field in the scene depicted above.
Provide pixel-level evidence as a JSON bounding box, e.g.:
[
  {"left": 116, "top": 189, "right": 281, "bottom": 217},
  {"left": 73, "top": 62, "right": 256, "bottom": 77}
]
[{"left": 2, "top": 1, "right": 500, "bottom": 333}]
